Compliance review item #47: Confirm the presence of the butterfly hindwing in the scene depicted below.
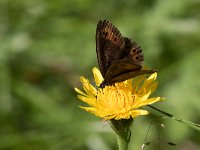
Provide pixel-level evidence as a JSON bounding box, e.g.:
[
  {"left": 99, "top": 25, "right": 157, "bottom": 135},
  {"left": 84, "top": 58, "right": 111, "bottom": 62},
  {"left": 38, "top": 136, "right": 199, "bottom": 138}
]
[{"left": 103, "top": 37, "right": 147, "bottom": 84}]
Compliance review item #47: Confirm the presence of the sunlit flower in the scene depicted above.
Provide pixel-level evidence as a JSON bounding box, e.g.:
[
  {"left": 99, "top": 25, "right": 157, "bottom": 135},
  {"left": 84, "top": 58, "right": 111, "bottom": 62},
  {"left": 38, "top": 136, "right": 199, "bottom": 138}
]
[{"left": 75, "top": 67, "right": 163, "bottom": 120}]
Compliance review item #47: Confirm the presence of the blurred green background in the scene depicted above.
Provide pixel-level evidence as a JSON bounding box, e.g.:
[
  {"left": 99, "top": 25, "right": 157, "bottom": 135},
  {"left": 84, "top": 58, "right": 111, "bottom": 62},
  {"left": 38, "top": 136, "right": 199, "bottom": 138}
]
[{"left": 0, "top": 0, "right": 200, "bottom": 149}]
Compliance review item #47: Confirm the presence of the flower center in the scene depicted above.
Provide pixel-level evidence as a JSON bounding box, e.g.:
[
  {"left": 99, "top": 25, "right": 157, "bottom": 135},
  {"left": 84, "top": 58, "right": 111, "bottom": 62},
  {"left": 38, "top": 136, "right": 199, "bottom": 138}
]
[{"left": 96, "top": 84, "right": 134, "bottom": 112}]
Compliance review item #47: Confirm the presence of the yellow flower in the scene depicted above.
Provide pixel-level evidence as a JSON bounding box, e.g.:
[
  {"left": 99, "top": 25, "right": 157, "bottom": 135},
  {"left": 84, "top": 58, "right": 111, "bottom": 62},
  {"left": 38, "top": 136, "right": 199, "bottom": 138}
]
[{"left": 75, "top": 67, "right": 163, "bottom": 120}]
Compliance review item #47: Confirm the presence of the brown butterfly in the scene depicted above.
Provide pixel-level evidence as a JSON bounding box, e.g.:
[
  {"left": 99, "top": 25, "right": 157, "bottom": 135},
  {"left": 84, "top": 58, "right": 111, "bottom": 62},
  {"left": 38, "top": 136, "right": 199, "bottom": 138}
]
[{"left": 96, "top": 20, "right": 156, "bottom": 88}]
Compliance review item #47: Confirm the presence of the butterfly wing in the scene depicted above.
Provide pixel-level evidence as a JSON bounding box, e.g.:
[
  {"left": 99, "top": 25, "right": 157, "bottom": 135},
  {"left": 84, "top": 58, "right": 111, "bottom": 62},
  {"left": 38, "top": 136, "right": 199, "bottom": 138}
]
[
  {"left": 96, "top": 20, "right": 127, "bottom": 77},
  {"left": 96, "top": 20, "right": 156, "bottom": 87}
]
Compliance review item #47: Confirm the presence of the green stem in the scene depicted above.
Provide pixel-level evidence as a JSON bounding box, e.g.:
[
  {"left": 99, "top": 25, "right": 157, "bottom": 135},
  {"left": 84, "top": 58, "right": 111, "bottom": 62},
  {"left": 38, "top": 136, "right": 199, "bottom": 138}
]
[
  {"left": 110, "top": 119, "right": 133, "bottom": 150},
  {"left": 115, "top": 131, "right": 129, "bottom": 150}
]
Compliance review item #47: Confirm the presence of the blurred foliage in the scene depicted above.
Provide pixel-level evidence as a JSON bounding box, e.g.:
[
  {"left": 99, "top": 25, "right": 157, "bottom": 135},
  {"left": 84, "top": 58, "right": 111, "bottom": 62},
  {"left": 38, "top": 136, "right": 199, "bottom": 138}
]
[{"left": 0, "top": 0, "right": 200, "bottom": 149}]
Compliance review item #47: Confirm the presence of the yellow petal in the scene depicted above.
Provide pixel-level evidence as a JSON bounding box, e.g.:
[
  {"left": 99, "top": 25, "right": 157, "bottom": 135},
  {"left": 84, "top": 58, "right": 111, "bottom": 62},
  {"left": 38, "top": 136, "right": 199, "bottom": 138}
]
[
  {"left": 104, "top": 114, "right": 117, "bottom": 120},
  {"left": 137, "top": 97, "right": 161, "bottom": 107},
  {"left": 145, "top": 97, "right": 162, "bottom": 105},
  {"left": 147, "top": 82, "right": 158, "bottom": 94},
  {"left": 93, "top": 67, "right": 104, "bottom": 86},
  {"left": 79, "top": 106, "right": 97, "bottom": 114},
  {"left": 139, "top": 73, "right": 157, "bottom": 92},
  {"left": 140, "top": 90, "right": 151, "bottom": 101},
  {"left": 145, "top": 72, "right": 158, "bottom": 91},
  {"left": 147, "top": 72, "right": 157, "bottom": 81},
  {"left": 77, "top": 95, "right": 96, "bottom": 106},
  {"left": 130, "top": 109, "right": 149, "bottom": 118},
  {"left": 115, "top": 114, "right": 131, "bottom": 120},
  {"left": 80, "top": 76, "right": 97, "bottom": 97},
  {"left": 125, "top": 79, "right": 133, "bottom": 90},
  {"left": 74, "top": 88, "right": 87, "bottom": 96},
  {"left": 132, "top": 75, "right": 146, "bottom": 91}
]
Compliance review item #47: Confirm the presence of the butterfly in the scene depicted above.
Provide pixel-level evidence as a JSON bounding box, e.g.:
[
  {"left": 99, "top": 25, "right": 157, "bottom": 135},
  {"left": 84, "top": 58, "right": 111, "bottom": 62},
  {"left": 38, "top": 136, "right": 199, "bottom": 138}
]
[{"left": 96, "top": 20, "right": 156, "bottom": 88}]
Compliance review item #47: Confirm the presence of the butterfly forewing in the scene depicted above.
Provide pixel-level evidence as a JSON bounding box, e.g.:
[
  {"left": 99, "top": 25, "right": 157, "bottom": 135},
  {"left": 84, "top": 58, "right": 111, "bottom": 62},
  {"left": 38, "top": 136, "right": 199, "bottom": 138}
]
[
  {"left": 96, "top": 20, "right": 125, "bottom": 77},
  {"left": 104, "top": 60, "right": 142, "bottom": 82},
  {"left": 109, "top": 69, "right": 156, "bottom": 84}
]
